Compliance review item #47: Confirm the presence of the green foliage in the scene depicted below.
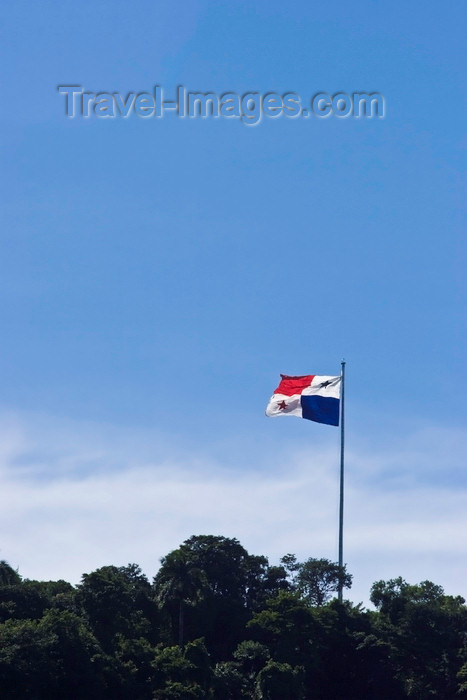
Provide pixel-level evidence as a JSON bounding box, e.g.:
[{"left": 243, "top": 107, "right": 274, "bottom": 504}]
[
  {"left": 184, "top": 638, "right": 213, "bottom": 691},
  {"left": 113, "top": 635, "right": 156, "bottom": 697},
  {"left": 213, "top": 661, "right": 249, "bottom": 699},
  {"left": 0, "top": 609, "right": 105, "bottom": 698},
  {"left": 458, "top": 662, "right": 467, "bottom": 696},
  {"left": 280, "top": 553, "right": 300, "bottom": 586},
  {"left": 247, "top": 591, "right": 318, "bottom": 668},
  {"left": 281, "top": 553, "right": 352, "bottom": 605},
  {"left": 153, "top": 680, "right": 206, "bottom": 699},
  {"left": 233, "top": 640, "right": 270, "bottom": 675},
  {"left": 255, "top": 660, "right": 305, "bottom": 700},
  {"left": 152, "top": 641, "right": 212, "bottom": 698},
  {"left": 371, "top": 578, "right": 467, "bottom": 698},
  {"left": 152, "top": 644, "right": 194, "bottom": 682},
  {"left": 154, "top": 535, "right": 288, "bottom": 658},
  {"left": 154, "top": 548, "right": 208, "bottom": 647},
  {"left": 296, "top": 557, "right": 352, "bottom": 606},
  {"left": 0, "top": 577, "right": 76, "bottom": 623},
  {"left": 0, "top": 560, "right": 22, "bottom": 586},
  {"left": 77, "top": 564, "right": 158, "bottom": 652},
  {"left": 1, "top": 539, "right": 466, "bottom": 698}
]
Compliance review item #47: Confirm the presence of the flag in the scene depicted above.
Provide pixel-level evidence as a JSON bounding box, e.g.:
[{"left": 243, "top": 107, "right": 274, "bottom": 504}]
[{"left": 265, "top": 374, "right": 341, "bottom": 426}]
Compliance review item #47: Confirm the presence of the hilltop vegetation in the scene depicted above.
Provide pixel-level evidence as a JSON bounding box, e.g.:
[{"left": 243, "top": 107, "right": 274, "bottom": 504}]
[{"left": 1, "top": 535, "right": 466, "bottom": 699}]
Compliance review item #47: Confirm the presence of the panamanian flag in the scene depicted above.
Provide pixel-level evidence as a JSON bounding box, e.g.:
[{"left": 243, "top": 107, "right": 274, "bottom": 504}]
[{"left": 265, "top": 374, "right": 341, "bottom": 426}]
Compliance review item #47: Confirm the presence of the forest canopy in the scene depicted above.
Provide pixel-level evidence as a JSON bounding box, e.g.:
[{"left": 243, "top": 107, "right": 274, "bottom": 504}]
[{"left": 0, "top": 535, "right": 466, "bottom": 699}]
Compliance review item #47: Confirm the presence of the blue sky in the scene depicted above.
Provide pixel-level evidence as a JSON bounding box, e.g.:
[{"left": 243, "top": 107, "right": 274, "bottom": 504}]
[{"left": 0, "top": 0, "right": 466, "bottom": 605}]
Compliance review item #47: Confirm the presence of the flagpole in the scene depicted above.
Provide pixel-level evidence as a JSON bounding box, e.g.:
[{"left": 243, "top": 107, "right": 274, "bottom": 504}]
[{"left": 338, "top": 359, "right": 346, "bottom": 602}]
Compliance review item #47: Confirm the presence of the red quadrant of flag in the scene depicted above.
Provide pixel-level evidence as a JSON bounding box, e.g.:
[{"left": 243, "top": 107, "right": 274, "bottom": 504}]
[{"left": 274, "top": 374, "right": 315, "bottom": 396}]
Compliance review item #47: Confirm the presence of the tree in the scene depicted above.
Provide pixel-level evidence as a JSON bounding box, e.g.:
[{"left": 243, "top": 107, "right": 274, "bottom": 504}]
[
  {"left": 213, "top": 661, "right": 248, "bottom": 699},
  {"left": 3, "top": 540, "right": 467, "bottom": 698},
  {"left": 309, "top": 600, "right": 405, "bottom": 700},
  {"left": 155, "top": 535, "right": 287, "bottom": 658},
  {"left": 247, "top": 591, "right": 318, "bottom": 669},
  {"left": 232, "top": 640, "right": 270, "bottom": 697},
  {"left": 370, "top": 578, "right": 467, "bottom": 698},
  {"left": 0, "top": 578, "right": 75, "bottom": 623},
  {"left": 0, "top": 561, "right": 21, "bottom": 586},
  {"left": 295, "top": 558, "right": 352, "bottom": 606},
  {"left": 151, "top": 643, "right": 208, "bottom": 699},
  {"left": 113, "top": 634, "right": 156, "bottom": 698},
  {"left": 255, "top": 660, "right": 304, "bottom": 700},
  {"left": 0, "top": 609, "right": 105, "bottom": 699},
  {"left": 280, "top": 554, "right": 300, "bottom": 587},
  {"left": 233, "top": 640, "right": 270, "bottom": 676},
  {"left": 154, "top": 549, "right": 207, "bottom": 647},
  {"left": 77, "top": 564, "right": 157, "bottom": 652}
]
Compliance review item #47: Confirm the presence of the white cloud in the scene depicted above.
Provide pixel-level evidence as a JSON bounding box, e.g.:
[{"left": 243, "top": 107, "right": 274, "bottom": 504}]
[{"left": 0, "top": 409, "right": 466, "bottom": 607}]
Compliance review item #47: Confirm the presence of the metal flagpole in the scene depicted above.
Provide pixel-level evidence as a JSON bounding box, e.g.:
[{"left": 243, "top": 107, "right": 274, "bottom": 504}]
[{"left": 338, "top": 359, "right": 346, "bottom": 602}]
